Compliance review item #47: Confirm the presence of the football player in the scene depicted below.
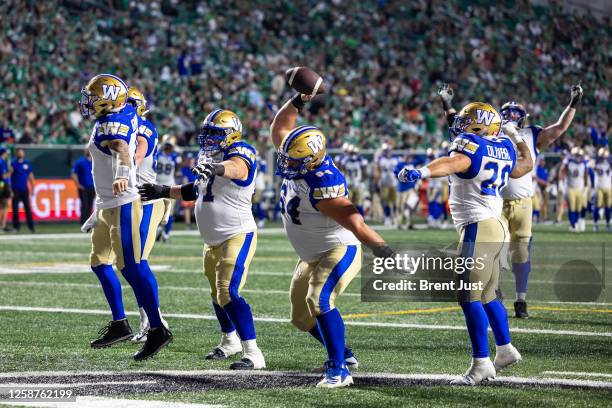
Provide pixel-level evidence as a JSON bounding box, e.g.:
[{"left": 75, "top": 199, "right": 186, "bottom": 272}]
[
  {"left": 399, "top": 102, "right": 533, "bottom": 385},
  {"left": 156, "top": 135, "right": 181, "bottom": 242},
  {"left": 394, "top": 152, "right": 419, "bottom": 230},
  {"left": 560, "top": 147, "right": 589, "bottom": 232},
  {"left": 80, "top": 74, "right": 171, "bottom": 361},
  {"left": 341, "top": 145, "right": 368, "bottom": 216},
  {"left": 127, "top": 86, "right": 170, "bottom": 342},
  {"left": 590, "top": 147, "right": 611, "bottom": 231},
  {"left": 438, "top": 82, "right": 583, "bottom": 317},
  {"left": 375, "top": 143, "right": 399, "bottom": 225},
  {"left": 270, "top": 92, "right": 394, "bottom": 388},
  {"left": 139, "top": 109, "right": 265, "bottom": 370}
]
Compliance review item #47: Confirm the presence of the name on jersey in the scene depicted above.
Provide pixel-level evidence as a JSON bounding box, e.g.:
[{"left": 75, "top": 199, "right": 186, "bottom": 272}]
[
  {"left": 312, "top": 184, "right": 346, "bottom": 199},
  {"left": 138, "top": 125, "right": 153, "bottom": 137},
  {"left": 486, "top": 146, "right": 510, "bottom": 160},
  {"left": 97, "top": 122, "right": 129, "bottom": 137}
]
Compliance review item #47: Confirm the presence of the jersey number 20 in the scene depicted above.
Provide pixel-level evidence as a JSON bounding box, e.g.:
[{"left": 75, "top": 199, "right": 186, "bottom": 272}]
[{"left": 480, "top": 160, "right": 512, "bottom": 197}]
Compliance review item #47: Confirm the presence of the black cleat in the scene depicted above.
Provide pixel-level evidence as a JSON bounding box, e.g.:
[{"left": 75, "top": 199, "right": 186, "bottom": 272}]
[
  {"left": 205, "top": 347, "right": 229, "bottom": 360},
  {"left": 90, "top": 319, "right": 133, "bottom": 348},
  {"left": 514, "top": 300, "right": 529, "bottom": 319},
  {"left": 229, "top": 358, "right": 255, "bottom": 370},
  {"left": 133, "top": 326, "right": 173, "bottom": 361}
]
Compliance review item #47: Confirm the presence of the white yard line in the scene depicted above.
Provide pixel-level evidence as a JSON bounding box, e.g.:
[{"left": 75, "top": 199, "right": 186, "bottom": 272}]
[
  {"left": 541, "top": 371, "right": 612, "bottom": 379},
  {"left": 0, "top": 381, "right": 156, "bottom": 388},
  {"left": 0, "top": 397, "right": 223, "bottom": 408},
  {"left": 0, "top": 370, "right": 610, "bottom": 391},
  {"left": 0, "top": 305, "right": 609, "bottom": 338}
]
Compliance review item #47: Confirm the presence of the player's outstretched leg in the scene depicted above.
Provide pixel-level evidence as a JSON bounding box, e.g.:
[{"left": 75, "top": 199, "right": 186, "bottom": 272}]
[
  {"left": 90, "top": 264, "right": 133, "bottom": 348},
  {"left": 483, "top": 298, "right": 522, "bottom": 373},
  {"left": 130, "top": 260, "right": 169, "bottom": 343},
  {"left": 451, "top": 301, "right": 496, "bottom": 385},
  {"left": 208, "top": 232, "right": 264, "bottom": 369}
]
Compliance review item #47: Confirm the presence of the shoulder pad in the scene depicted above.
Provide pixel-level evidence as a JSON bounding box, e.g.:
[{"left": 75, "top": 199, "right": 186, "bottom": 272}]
[{"left": 450, "top": 133, "right": 480, "bottom": 156}]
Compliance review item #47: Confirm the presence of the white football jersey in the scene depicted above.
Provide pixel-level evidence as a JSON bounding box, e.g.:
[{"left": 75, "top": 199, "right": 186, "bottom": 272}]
[
  {"left": 280, "top": 156, "right": 359, "bottom": 263},
  {"left": 342, "top": 155, "right": 368, "bottom": 189},
  {"left": 156, "top": 152, "right": 180, "bottom": 185},
  {"left": 377, "top": 155, "right": 399, "bottom": 188},
  {"left": 448, "top": 133, "right": 517, "bottom": 228},
  {"left": 502, "top": 125, "right": 541, "bottom": 200},
  {"left": 593, "top": 159, "right": 612, "bottom": 190},
  {"left": 194, "top": 142, "right": 257, "bottom": 246},
  {"left": 566, "top": 158, "right": 587, "bottom": 190},
  {"left": 136, "top": 117, "right": 159, "bottom": 185},
  {"left": 88, "top": 105, "right": 140, "bottom": 209}
]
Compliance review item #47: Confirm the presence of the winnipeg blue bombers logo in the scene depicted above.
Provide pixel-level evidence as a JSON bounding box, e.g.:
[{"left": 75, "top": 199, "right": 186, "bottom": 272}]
[
  {"left": 307, "top": 135, "right": 324, "bottom": 153},
  {"left": 102, "top": 84, "right": 121, "bottom": 101},
  {"left": 476, "top": 109, "right": 495, "bottom": 125}
]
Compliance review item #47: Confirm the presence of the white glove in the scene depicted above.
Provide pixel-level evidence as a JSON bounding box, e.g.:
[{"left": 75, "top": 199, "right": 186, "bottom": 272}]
[
  {"left": 502, "top": 121, "right": 525, "bottom": 145},
  {"left": 81, "top": 210, "right": 98, "bottom": 233},
  {"left": 161, "top": 199, "right": 172, "bottom": 226}
]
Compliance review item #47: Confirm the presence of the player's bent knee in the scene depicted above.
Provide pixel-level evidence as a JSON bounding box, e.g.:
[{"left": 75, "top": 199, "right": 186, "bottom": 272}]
[
  {"left": 305, "top": 294, "right": 323, "bottom": 317},
  {"left": 290, "top": 314, "right": 314, "bottom": 331}
]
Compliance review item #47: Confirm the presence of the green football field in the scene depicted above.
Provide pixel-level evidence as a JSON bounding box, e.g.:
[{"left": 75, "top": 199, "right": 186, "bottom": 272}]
[{"left": 0, "top": 223, "right": 610, "bottom": 407}]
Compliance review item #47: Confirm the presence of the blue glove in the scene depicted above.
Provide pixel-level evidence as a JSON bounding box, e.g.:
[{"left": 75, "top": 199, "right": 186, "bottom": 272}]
[{"left": 398, "top": 168, "right": 422, "bottom": 183}]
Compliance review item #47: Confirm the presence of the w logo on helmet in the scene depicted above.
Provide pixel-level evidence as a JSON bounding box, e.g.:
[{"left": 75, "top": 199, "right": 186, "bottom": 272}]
[
  {"left": 102, "top": 84, "right": 121, "bottom": 101},
  {"left": 476, "top": 109, "right": 495, "bottom": 125},
  {"left": 307, "top": 135, "right": 324, "bottom": 153}
]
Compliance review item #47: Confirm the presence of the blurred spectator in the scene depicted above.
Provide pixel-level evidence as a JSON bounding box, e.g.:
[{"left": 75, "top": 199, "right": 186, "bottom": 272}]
[
  {"left": 71, "top": 149, "right": 95, "bottom": 225},
  {"left": 10, "top": 148, "right": 35, "bottom": 233},
  {"left": 0, "top": 148, "right": 11, "bottom": 232},
  {"left": 0, "top": 1, "right": 609, "bottom": 150}
]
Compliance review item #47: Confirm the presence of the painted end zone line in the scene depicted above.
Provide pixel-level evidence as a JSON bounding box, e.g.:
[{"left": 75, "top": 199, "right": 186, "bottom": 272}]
[
  {"left": 1, "top": 370, "right": 611, "bottom": 391},
  {"left": 0, "top": 305, "right": 610, "bottom": 338}
]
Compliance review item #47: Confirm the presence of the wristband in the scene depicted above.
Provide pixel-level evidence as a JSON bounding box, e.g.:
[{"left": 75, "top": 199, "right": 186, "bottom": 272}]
[
  {"left": 115, "top": 164, "right": 130, "bottom": 180},
  {"left": 418, "top": 167, "right": 431, "bottom": 179},
  {"left": 212, "top": 163, "right": 225, "bottom": 176},
  {"left": 290, "top": 93, "right": 305, "bottom": 112},
  {"left": 180, "top": 183, "right": 197, "bottom": 201}
]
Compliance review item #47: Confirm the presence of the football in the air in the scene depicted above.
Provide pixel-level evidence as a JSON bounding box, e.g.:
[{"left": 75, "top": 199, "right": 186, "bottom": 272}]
[{"left": 285, "top": 66, "right": 326, "bottom": 96}]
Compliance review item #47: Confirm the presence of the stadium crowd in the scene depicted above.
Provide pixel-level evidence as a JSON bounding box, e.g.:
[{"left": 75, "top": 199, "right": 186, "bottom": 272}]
[{"left": 0, "top": 0, "right": 609, "bottom": 151}]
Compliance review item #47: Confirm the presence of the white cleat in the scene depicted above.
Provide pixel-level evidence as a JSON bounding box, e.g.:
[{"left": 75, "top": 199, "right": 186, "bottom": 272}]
[
  {"left": 205, "top": 331, "right": 242, "bottom": 360},
  {"left": 131, "top": 308, "right": 169, "bottom": 343},
  {"left": 494, "top": 343, "right": 522, "bottom": 373},
  {"left": 450, "top": 358, "right": 496, "bottom": 386},
  {"left": 230, "top": 341, "right": 266, "bottom": 370},
  {"left": 316, "top": 361, "right": 353, "bottom": 388}
]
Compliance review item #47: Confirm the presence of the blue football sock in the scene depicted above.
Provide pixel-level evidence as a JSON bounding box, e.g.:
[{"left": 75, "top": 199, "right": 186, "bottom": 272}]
[
  {"left": 164, "top": 215, "right": 174, "bottom": 234},
  {"left": 580, "top": 208, "right": 586, "bottom": 219},
  {"left": 605, "top": 207, "right": 612, "bottom": 224},
  {"left": 483, "top": 299, "right": 511, "bottom": 346},
  {"left": 91, "top": 264, "right": 125, "bottom": 320},
  {"left": 383, "top": 205, "right": 390, "bottom": 218},
  {"left": 459, "top": 301, "right": 490, "bottom": 358},
  {"left": 213, "top": 302, "right": 236, "bottom": 333},
  {"left": 568, "top": 211, "right": 577, "bottom": 227},
  {"left": 133, "top": 260, "right": 159, "bottom": 308},
  {"left": 121, "top": 263, "right": 162, "bottom": 328},
  {"left": 308, "top": 325, "right": 325, "bottom": 344},
  {"left": 533, "top": 210, "right": 540, "bottom": 221},
  {"left": 316, "top": 308, "right": 345, "bottom": 364},
  {"left": 223, "top": 297, "right": 256, "bottom": 340},
  {"left": 593, "top": 207, "right": 600, "bottom": 223},
  {"left": 512, "top": 261, "right": 530, "bottom": 294}
]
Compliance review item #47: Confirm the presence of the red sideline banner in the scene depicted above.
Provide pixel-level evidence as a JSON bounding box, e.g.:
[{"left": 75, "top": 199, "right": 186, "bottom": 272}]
[{"left": 7, "top": 179, "right": 81, "bottom": 222}]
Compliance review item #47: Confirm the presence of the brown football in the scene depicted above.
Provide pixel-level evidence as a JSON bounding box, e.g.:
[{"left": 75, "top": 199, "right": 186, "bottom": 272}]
[{"left": 285, "top": 66, "right": 325, "bottom": 96}]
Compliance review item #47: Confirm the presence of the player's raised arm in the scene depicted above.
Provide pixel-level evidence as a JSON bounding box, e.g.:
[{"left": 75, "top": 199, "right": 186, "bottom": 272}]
[
  {"left": 536, "top": 84, "right": 583, "bottom": 150},
  {"left": 315, "top": 196, "right": 394, "bottom": 258},
  {"left": 108, "top": 138, "right": 132, "bottom": 196},
  {"left": 438, "top": 83, "right": 457, "bottom": 127},
  {"left": 502, "top": 122, "right": 534, "bottom": 178},
  {"left": 270, "top": 94, "right": 311, "bottom": 149}
]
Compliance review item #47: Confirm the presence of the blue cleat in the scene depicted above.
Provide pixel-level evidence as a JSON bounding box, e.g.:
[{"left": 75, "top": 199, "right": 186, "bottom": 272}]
[{"left": 316, "top": 360, "right": 353, "bottom": 388}]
